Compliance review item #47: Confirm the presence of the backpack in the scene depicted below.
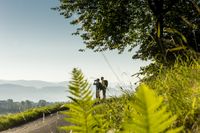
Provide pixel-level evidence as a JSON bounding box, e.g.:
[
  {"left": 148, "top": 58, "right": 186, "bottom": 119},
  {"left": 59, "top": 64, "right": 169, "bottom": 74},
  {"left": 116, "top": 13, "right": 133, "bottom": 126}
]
[{"left": 104, "top": 80, "right": 108, "bottom": 87}]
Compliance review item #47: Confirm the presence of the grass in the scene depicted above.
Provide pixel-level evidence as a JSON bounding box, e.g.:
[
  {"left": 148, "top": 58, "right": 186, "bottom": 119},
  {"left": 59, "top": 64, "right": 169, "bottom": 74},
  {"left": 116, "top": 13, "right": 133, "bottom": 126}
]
[
  {"left": 143, "top": 60, "right": 200, "bottom": 132},
  {"left": 0, "top": 103, "right": 68, "bottom": 131},
  {"left": 94, "top": 60, "right": 200, "bottom": 132}
]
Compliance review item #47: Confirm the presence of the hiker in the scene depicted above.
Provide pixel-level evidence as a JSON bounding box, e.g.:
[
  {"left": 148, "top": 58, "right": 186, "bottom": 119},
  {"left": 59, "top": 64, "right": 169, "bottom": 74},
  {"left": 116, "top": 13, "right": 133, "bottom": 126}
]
[
  {"left": 101, "top": 77, "right": 108, "bottom": 99},
  {"left": 93, "top": 78, "right": 101, "bottom": 99}
]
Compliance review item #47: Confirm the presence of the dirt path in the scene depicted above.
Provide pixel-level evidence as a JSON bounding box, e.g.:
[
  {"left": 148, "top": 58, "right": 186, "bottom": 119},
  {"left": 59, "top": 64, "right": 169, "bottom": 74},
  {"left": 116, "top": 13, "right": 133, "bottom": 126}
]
[{"left": 0, "top": 112, "right": 70, "bottom": 133}]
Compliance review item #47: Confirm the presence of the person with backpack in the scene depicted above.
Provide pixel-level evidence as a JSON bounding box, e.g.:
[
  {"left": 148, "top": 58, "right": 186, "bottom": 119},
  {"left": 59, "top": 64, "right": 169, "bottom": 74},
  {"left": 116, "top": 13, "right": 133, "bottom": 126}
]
[
  {"left": 93, "top": 78, "right": 101, "bottom": 99},
  {"left": 101, "top": 77, "right": 108, "bottom": 99}
]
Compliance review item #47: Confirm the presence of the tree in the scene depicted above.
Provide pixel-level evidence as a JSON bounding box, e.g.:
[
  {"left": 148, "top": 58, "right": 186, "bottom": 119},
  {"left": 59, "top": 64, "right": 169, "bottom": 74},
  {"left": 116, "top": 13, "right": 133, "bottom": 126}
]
[
  {"left": 136, "top": 0, "right": 200, "bottom": 64},
  {"left": 54, "top": 0, "right": 200, "bottom": 66},
  {"left": 24, "top": 100, "right": 33, "bottom": 109},
  {"left": 7, "top": 99, "right": 14, "bottom": 110},
  {"left": 38, "top": 100, "right": 47, "bottom": 107}
]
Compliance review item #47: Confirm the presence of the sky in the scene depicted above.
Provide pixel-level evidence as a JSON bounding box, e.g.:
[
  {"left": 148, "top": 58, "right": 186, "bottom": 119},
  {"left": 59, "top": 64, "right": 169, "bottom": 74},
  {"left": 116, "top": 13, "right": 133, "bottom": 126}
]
[{"left": 0, "top": 0, "right": 149, "bottom": 84}]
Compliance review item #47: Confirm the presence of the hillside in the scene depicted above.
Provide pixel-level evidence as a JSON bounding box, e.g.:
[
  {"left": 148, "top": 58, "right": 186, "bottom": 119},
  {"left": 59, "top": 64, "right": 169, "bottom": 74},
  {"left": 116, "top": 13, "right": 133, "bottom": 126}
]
[
  {"left": 0, "top": 80, "right": 68, "bottom": 88},
  {"left": 0, "top": 80, "right": 68, "bottom": 102}
]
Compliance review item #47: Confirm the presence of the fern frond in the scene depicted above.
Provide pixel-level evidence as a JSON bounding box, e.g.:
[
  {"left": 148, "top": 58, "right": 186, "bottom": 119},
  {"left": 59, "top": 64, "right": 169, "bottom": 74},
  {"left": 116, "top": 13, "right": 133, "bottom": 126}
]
[
  {"left": 61, "top": 68, "right": 107, "bottom": 133},
  {"left": 123, "top": 84, "right": 182, "bottom": 133}
]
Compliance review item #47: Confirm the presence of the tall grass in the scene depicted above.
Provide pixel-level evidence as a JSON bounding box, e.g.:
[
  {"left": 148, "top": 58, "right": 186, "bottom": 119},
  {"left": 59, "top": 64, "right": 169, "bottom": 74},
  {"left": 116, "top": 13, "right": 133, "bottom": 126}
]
[
  {"left": 101, "top": 60, "right": 200, "bottom": 132},
  {"left": 144, "top": 60, "right": 200, "bottom": 132}
]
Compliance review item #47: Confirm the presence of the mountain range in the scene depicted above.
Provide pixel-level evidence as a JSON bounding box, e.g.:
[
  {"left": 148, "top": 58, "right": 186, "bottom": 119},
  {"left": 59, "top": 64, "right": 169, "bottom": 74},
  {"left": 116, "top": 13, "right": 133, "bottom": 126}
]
[
  {"left": 0, "top": 80, "right": 135, "bottom": 102},
  {"left": 0, "top": 80, "right": 68, "bottom": 102}
]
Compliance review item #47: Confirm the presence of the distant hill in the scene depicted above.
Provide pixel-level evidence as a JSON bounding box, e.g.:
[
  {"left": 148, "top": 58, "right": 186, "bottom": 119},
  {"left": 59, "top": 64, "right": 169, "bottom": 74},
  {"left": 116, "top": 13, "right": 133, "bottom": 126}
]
[
  {"left": 0, "top": 80, "right": 68, "bottom": 102},
  {"left": 0, "top": 80, "right": 136, "bottom": 102},
  {"left": 0, "top": 80, "right": 68, "bottom": 88}
]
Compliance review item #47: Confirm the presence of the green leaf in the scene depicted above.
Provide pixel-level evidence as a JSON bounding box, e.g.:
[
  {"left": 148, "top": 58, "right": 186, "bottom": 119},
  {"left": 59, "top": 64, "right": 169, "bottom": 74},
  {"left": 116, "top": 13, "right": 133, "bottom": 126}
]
[
  {"left": 123, "top": 84, "right": 182, "bottom": 133},
  {"left": 167, "top": 46, "right": 187, "bottom": 52}
]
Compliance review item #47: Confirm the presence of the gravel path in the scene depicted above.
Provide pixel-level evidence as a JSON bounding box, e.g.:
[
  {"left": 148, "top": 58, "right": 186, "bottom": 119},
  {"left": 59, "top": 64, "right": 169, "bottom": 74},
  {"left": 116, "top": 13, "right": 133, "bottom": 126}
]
[{"left": 0, "top": 112, "right": 70, "bottom": 133}]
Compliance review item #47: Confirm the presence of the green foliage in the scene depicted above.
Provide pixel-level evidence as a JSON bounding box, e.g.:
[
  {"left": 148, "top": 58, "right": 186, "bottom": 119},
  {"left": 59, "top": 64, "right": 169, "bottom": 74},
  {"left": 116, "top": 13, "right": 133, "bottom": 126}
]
[
  {"left": 60, "top": 68, "right": 107, "bottom": 133},
  {"left": 144, "top": 61, "right": 200, "bottom": 132},
  {"left": 0, "top": 103, "right": 67, "bottom": 131},
  {"left": 53, "top": 0, "right": 151, "bottom": 53},
  {"left": 103, "top": 97, "right": 129, "bottom": 131},
  {"left": 62, "top": 68, "right": 182, "bottom": 132},
  {"left": 0, "top": 99, "right": 50, "bottom": 115},
  {"left": 122, "top": 84, "right": 182, "bottom": 133},
  {"left": 54, "top": 0, "right": 200, "bottom": 65}
]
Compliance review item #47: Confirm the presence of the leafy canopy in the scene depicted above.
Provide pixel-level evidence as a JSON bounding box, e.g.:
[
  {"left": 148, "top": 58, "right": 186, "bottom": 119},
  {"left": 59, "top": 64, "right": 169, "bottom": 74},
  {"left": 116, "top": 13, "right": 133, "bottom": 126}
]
[{"left": 54, "top": 0, "right": 200, "bottom": 64}]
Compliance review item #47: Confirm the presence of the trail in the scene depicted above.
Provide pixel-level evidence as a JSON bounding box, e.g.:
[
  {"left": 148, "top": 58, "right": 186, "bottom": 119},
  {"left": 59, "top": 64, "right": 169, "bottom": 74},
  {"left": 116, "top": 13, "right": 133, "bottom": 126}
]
[{"left": 0, "top": 112, "right": 70, "bottom": 133}]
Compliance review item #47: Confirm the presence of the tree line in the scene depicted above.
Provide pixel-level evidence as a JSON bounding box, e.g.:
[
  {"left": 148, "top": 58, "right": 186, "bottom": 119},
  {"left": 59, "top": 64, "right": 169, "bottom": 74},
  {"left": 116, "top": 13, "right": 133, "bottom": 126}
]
[{"left": 0, "top": 99, "right": 52, "bottom": 115}]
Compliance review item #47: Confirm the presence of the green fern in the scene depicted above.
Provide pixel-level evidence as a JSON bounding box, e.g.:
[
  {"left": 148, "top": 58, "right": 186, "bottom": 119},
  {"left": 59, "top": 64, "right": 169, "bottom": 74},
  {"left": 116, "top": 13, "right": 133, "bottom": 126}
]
[
  {"left": 123, "top": 84, "right": 182, "bottom": 133},
  {"left": 60, "top": 68, "right": 107, "bottom": 133}
]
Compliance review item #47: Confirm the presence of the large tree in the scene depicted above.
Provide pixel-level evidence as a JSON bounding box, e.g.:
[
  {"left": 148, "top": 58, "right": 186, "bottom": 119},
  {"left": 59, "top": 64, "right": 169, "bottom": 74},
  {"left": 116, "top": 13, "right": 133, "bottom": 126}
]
[{"left": 54, "top": 0, "right": 200, "bottom": 65}]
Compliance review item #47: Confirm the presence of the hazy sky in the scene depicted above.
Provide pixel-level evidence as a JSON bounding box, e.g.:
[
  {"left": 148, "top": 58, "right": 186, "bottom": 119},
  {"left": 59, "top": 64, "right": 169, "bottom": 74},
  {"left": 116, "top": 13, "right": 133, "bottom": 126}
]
[{"left": 0, "top": 0, "right": 149, "bottom": 84}]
